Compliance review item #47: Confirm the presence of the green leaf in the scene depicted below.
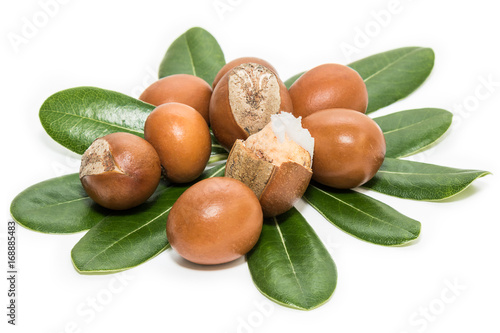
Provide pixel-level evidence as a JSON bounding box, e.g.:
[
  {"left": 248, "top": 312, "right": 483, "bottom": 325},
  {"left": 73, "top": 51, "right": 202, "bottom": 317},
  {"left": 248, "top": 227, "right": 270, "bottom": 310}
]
[
  {"left": 10, "top": 174, "right": 107, "bottom": 234},
  {"left": 304, "top": 184, "right": 420, "bottom": 246},
  {"left": 247, "top": 208, "right": 337, "bottom": 310},
  {"left": 364, "top": 158, "right": 490, "bottom": 200},
  {"left": 373, "top": 108, "right": 453, "bottom": 158},
  {"left": 209, "top": 131, "right": 228, "bottom": 164},
  {"left": 71, "top": 164, "right": 226, "bottom": 273},
  {"left": 40, "top": 87, "right": 154, "bottom": 154},
  {"left": 284, "top": 72, "right": 304, "bottom": 89},
  {"left": 159, "top": 27, "right": 226, "bottom": 85},
  {"left": 349, "top": 47, "right": 435, "bottom": 113}
]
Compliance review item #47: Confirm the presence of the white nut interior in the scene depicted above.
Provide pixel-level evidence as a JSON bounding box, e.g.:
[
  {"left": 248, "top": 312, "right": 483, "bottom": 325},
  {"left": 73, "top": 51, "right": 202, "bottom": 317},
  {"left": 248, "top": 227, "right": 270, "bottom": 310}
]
[{"left": 244, "top": 112, "right": 314, "bottom": 168}]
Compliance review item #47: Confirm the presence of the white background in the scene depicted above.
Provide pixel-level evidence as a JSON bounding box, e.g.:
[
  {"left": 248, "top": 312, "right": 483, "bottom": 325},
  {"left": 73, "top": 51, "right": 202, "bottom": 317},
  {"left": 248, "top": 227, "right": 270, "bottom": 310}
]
[{"left": 1, "top": 0, "right": 499, "bottom": 332}]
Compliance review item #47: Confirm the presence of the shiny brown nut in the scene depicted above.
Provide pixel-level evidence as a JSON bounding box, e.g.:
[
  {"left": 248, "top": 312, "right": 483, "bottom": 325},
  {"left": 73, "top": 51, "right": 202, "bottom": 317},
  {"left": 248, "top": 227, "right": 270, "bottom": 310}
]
[
  {"left": 302, "top": 108, "right": 386, "bottom": 189},
  {"left": 225, "top": 113, "right": 313, "bottom": 217},
  {"left": 139, "top": 74, "right": 212, "bottom": 124},
  {"left": 212, "top": 57, "right": 279, "bottom": 89},
  {"left": 209, "top": 62, "right": 293, "bottom": 151},
  {"left": 166, "top": 177, "right": 263, "bottom": 265},
  {"left": 144, "top": 102, "right": 211, "bottom": 183},
  {"left": 79, "top": 132, "right": 161, "bottom": 210},
  {"left": 289, "top": 63, "right": 368, "bottom": 118}
]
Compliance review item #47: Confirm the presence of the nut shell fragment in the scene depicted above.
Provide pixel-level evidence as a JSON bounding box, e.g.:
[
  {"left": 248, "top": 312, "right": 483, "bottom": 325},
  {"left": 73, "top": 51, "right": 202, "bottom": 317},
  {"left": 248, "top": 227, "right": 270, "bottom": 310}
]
[{"left": 226, "top": 140, "right": 312, "bottom": 217}]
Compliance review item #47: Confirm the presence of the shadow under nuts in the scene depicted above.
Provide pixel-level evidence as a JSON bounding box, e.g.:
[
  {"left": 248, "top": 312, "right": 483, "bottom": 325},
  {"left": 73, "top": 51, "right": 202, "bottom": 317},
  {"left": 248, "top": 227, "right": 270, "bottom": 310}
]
[
  {"left": 226, "top": 112, "right": 313, "bottom": 217},
  {"left": 144, "top": 102, "right": 211, "bottom": 183},
  {"left": 302, "top": 108, "right": 386, "bottom": 189},
  {"left": 79, "top": 132, "right": 161, "bottom": 210},
  {"left": 139, "top": 74, "right": 212, "bottom": 124},
  {"left": 289, "top": 63, "right": 368, "bottom": 118},
  {"left": 209, "top": 62, "right": 293, "bottom": 151},
  {"left": 166, "top": 177, "right": 263, "bottom": 265}
]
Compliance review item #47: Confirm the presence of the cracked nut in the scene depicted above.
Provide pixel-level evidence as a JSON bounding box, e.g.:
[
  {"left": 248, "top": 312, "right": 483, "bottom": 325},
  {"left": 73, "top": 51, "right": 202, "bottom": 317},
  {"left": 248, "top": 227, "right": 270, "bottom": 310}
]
[
  {"left": 211, "top": 57, "right": 279, "bottom": 89},
  {"left": 225, "top": 112, "right": 313, "bottom": 217},
  {"left": 209, "top": 62, "right": 293, "bottom": 151},
  {"left": 79, "top": 132, "right": 161, "bottom": 210}
]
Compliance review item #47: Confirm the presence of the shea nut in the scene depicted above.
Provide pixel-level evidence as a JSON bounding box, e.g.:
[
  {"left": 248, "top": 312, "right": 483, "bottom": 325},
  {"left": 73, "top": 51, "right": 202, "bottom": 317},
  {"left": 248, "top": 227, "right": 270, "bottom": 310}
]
[{"left": 79, "top": 132, "right": 161, "bottom": 210}]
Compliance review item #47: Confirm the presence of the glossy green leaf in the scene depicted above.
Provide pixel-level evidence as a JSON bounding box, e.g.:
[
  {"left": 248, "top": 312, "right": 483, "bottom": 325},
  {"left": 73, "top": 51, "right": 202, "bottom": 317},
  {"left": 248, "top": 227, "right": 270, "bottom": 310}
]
[
  {"left": 364, "top": 158, "right": 490, "bottom": 200},
  {"left": 373, "top": 108, "right": 453, "bottom": 158},
  {"left": 284, "top": 72, "right": 304, "bottom": 89},
  {"left": 71, "top": 164, "right": 226, "bottom": 273},
  {"left": 247, "top": 208, "right": 337, "bottom": 310},
  {"left": 349, "top": 47, "right": 435, "bottom": 113},
  {"left": 10, "top": 174, "right": 108, "bottom": 234},
  {"left": 39, "top": 87, "right": 154, "bottom": 154},
  {"left": 159, "top": 27, "right": 226, "bottom": 85},
  {"left": 304, "top": 184, "right": 420, "bottom": 246}
]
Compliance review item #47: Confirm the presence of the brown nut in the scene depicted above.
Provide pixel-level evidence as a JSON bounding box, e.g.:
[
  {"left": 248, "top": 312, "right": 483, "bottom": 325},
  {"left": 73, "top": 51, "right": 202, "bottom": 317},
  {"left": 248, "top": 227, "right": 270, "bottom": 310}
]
[
  {"left": 209, "top": 62, "right": 293, "bottom": 151},
  {"left": 289, "top": 63, "right": 368, "bottom": 118},
  {"left": 212, "top": 57, "right": 279, "bottom": 89},
  {"left": 79, "top": 132, "right": 161, "bottom": 210},
  {"left": 139, "top": 74, "right": 212, "bottom": 124},
  {"left": 166, "top": 177, "right": 263, "bottom": 265},
  {"left": 302, "top": 108, "right": 386, "bottom": 189},
  {"left": 225, "top": 112, "right": 313, "bottom": 217},
  {"left": 144, "top": 102, "right": 211, "bottom": 183}
]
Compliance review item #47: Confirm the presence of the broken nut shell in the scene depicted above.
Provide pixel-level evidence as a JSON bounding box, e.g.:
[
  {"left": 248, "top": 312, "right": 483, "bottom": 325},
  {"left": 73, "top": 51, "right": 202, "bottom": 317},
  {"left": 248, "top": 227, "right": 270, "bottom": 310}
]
[
  {"left": 79, "top": 132, "right": 161, "bottom": 210},
  {"left": 226, "top": 140, "right": 312, "bottom": 217},
  {"left": 209, "top": 62, "right": 293, "bottom": 151}
]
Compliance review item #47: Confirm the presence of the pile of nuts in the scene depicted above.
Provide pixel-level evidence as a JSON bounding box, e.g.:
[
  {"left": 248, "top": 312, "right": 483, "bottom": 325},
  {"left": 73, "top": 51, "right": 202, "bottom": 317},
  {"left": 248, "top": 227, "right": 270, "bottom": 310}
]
[{"left": 79, "top": 58, "right": 386, "bottom": 265}]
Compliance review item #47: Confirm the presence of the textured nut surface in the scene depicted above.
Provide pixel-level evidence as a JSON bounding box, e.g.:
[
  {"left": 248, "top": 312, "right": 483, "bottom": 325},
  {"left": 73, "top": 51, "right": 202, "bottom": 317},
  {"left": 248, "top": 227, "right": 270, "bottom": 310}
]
[
  {"left": 225, "top": 121, "right": 312, "bottom": 217},
  {"left": 166, "top": 177, "right": 263, "bottom": 265},
  {"left": 209, "top": 63, "right": 293, "bottom": 151},
  {"left": 80, "top": 132, "right": 161, "bottom": 210},
  {"left": 289, "top": 63, "right": 368, "bottom": 118},
  {"left": 302, "top": 108, "right": 386, "bottom": 189},
  {"left": 229, "top": 64, "right": 280, "bottom": 134},
  {"left": 144, "top": 102, "right": 211, "bottom": 183},
  {"left": 139, "top": 74, "right": 212, "bottom": 123},
  {"left": 212, "top": 57, "right": 279, "bottom": 89}
]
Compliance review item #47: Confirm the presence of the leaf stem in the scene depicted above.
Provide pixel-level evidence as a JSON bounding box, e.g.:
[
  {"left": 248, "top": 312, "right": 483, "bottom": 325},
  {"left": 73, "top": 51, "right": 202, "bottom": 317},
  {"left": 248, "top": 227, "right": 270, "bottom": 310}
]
[{"left": 208, "top": 153, "right": 228, "bottom": 164}]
